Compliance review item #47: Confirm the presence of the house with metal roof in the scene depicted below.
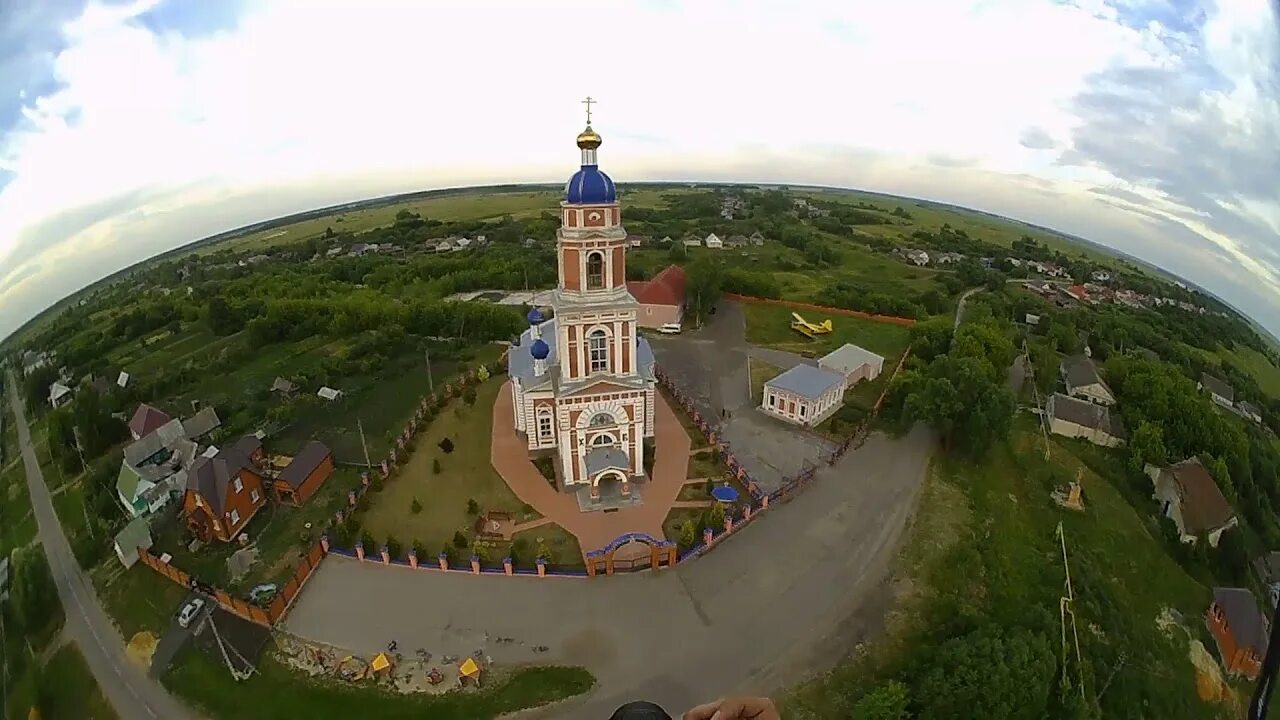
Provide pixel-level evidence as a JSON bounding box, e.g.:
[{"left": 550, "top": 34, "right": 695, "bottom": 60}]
[
  {"left": 819, "top": 343, "right": 884, "bottom": 386},
  {"left": 626, "top": 264, "right": 686, "bottom": 329},
  {"left": 1046, "top": 393, "right": 1126, "bottom": 448},
  {"left": 1146, "top": 457, "right": 1238, "bottom": 547},
  {"left": 117, "top": 417, "right": 198, "bottom": 518},
  {"left": 112, "top": 517, "right": 153, "bottom": 568},
  {"left": 761, "top": 363, "right": 847, "bottom": 427},
  {"left": 1199, "top": 372, "right": 1235, "bottom": 409},
  {"left": 1060, "top": 354, "right": 1115, "bottom": 406},
  {"left": 1207, "top": 587, "right": 1268, "bottom": 680}
]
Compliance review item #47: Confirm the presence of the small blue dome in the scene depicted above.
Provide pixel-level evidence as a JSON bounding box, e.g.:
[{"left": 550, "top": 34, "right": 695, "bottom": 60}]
[
  {"left": 565, "top": 165, "right": 616, "bottom": 204},
  {"left": 527, "top": 307, "right": 544, "bottom": 325},
  {"left": 530, "top": 338, "right": 550, "bottom": 360}
]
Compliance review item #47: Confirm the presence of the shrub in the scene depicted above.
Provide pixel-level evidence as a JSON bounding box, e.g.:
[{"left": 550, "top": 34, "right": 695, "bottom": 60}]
[
  {"left": 532, "top": 456, "right": 556, "bottom": 484},
  {"left": 359, "top": 529, "right": 376, "bottom": 551},
  {"left": 330, "top": 521, "right": 353, "bottom": 549},
  {"left": 384, "top": 535, "right": 403, "bottom": 561},
  {"left": 440, "top": 543, "right": 457, "bottom": 564},
  {"left": 463, "top": 386, "right": 477, "bottom": 406},
  {"left": 452, "top": 530, "right": 468, "bottom": 549},
  {"left": 412, "top": 539, "right": 429, "bottom": 559},
  {"left": 702, "top": 503, "right": 726, "bottom": 533},
  {"left": 678, "top": 519, "right": 697, "bottom": 550},
  {"left": 535, "top": 537, "right": 552, "bottom": 562},
  {"left": 511, "top": 538, "right": 529, "bottom": 564},
  {"left": 521, "top": 503, "right": 534, "bottom": 515},
  {"left": 466, "top": 498, "right": 480, "bottom": 515},
  {"left": 410, "top": 498, "right": 423, "bottom": 514},
  {"left": 432, "top": 457, "right": 442, "bottom": 474}
]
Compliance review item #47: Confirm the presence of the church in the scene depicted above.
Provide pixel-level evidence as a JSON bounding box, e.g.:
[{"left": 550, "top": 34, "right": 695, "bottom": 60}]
[{"left": 506, "top": 109, "right": 658, "bottom": 509}]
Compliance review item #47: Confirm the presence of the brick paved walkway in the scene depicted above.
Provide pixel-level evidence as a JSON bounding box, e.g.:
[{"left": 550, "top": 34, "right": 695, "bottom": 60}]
[{"left": 491, "top": 382, "right": 692, "bottom": 557}]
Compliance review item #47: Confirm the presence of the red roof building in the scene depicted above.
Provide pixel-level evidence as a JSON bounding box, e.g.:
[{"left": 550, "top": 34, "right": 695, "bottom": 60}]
[
  {"left": 128, "top": 403, "right": 173, "bottom": 441},
  {"left": 627, "top": 264, "right": 687, "bottom": 328}
]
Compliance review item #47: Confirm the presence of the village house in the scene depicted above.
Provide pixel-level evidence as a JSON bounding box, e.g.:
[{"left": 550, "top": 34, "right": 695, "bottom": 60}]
[
  {"left": 1045, "top": 393, "right": 1126, "bottom": 447},
  {"left": 1005, "top": 257, "right": 1023, "bottom": 268},
  {"left": 455, "top": 237, "right": 473, "bottom": 249},
  {"left": 117, "top": 418, "right": 198, "bottom": 518},
  {"left": 22, "top": 350, "right": 52, "bottom": 376},
  {"left": 1199, "top": 373, "right": 1235, "bottom": 409},
  {"left": 626, "top": 233, "right": 650, "bottom": 247},
  {"left": 1060, "top": 355, "right": 1115, "bottom": 405},
  {"left": 704, "top": 233, "right": 723, "bottom": 249},
  {"left": 749, "top": 231, "right": 766, "bottom": 246},
  {"left": 436, "top": 239, "right": 455, "bottom": 253},
  {"left": 112, "top": 517, "right": 153, "bottom": 569},
  {"left": 181, "top": 406, "right": 222, "bottom": 441},
  {"left": 627, "top": 265, "right": 686, "bottom": 329},
  {"left": 1146, "top": 457, "right": 1238, "bottom": 547},
  {"left": 1091, "top": 270, "right": 1112, "bottom": 282},
  {"left": 1206, "top": 587, "right": 1268, "bottom": 680},
  {"left": 725, "top": 235, "right": 749, "bottom": 249},
  {"left": 48, "top": 381, "right": 73, "bottom": 409},
  {"left": 129, "top": 403, "right": 173, "bottom": 441},
  {"left": 317, "top": 386, "right": 344, "bottom": 401},
  {"left": 935, "top": 252, "right": 964, "bottom": 265},
  {"left": 270, "top": 376, "right": 297, "bottom": 396},
  {"left": 183, "top": 436, "right": 268, "bottom": 543},
  {"left": 324, "top": 246, "right": 343, "bottom": 258},
  {"left": 1238, "top": 400, "right": 1264, "bottom": 424},
  {"left": 682, "top": 235, "right": 702, "bottom": 248},
  {"left": 818, "top": 343, "right": 884, "bottom": 385},
  {"left": 905, "top": 249, "right": 929, "bottom": 266},
  {"left": 272, "top": 441, "right": 335, "bottom": 505},
  {"left": 761, "top": 364, "right": 846, "bottom": 427},
  {"left": 659, "top": 235, "right": 674, "bottom": 245}
]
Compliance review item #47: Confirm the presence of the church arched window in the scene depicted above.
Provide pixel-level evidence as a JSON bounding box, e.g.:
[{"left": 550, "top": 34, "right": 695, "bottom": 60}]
[
  {"left": 590, "top": 412, "right": 614, "bottom": 427},
  {"left": 591, "top": 433, "right": 616, "bottom": 446},
  {"left": 588, "top": 329, "right": 610, "bottom": 373},
  {"left": 586, "top": 251, "right": 605, "bottom": 290}
]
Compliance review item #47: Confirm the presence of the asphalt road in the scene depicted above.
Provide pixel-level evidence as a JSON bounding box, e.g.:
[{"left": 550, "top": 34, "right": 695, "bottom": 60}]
[
  {"left": 6, "top": 370, "right": 193, "bottom": 720},
  {"left": 285, "top": 424, "right": 935, "bottom": 718}
]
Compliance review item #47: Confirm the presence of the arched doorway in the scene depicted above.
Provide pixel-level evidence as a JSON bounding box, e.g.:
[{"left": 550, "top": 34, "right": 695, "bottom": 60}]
[
  {"left": 585, "top": 532, "right": 679, "bottom": 576},
  {"left": 593, "top": 469, "right": 627, "bottom": 500}
]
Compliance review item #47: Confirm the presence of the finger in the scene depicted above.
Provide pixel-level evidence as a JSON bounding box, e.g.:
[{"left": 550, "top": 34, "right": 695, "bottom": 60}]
[
  {"left": 683, "top": 699, "right": 723, "bottom": 720},
  {"left": 710, "top": 698, "right": 748, "bottom": 720}
]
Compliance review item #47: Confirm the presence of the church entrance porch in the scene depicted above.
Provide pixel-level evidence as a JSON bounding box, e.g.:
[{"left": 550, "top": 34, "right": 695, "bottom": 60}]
[{"left": 576, "top": 470, "right": 644, "bottom": 513}]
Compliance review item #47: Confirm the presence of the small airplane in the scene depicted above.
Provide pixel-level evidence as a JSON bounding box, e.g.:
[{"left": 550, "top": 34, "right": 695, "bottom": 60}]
[{"left": 790, "top": 312, "right": 833, "bottom": 338}]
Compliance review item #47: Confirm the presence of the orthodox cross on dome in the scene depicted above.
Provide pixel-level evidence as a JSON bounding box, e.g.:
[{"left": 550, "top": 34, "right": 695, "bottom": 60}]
[{"left": 581, "top": 95, "right": 596, "bottom": 125}]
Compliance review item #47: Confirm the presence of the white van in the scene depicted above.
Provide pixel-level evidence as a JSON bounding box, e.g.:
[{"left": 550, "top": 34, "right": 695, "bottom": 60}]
[{"left": 658, "top": 323, "right": 682, "bottom": 334}]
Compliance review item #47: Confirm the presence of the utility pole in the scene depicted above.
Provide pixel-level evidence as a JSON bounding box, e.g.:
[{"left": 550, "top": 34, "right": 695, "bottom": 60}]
[
  {"left": 425, "top": 347, "right": 434, "bottom": 393},
  {"left": 357, "top": 418, "right": 372, "bottom": 470},
  {"left": 1057, "top": 522, "right": 1087, "bottom": 704}
]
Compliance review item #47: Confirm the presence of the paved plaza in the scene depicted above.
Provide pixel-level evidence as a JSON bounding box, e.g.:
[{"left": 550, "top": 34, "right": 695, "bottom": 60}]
[
  {"left": 490, "top": 383, "right": 692, "bottom": 555},
  {"left": 284, "top": 425, "right": 935, "bottom": 718},
  {"left": 649, "top": 301, "right": 837, "bottom": 492}
]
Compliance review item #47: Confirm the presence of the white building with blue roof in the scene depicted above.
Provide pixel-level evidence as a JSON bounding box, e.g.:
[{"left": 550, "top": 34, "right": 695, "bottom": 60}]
[
  {"left": 761, "top": 363, "right": 847, "bottom": 427},
  {"left": 506, "top": 110, "right": 658, "bottom": 507}
]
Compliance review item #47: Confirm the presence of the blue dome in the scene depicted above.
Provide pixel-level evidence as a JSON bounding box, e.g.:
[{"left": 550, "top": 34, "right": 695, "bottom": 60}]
[
  {"left": 527, "top": 307, "right": 544, "bottom": 325},
  {"left": 565, "top": 165, "right": 616, "bottom": 204},
  {"left": 530, "top": 338, "right": 550, "bottom": 360}
]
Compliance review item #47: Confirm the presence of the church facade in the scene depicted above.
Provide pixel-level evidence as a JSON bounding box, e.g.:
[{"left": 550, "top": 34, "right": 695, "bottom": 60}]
[{"left": 507, "top": 117, "right": 657, "bottom": 504}]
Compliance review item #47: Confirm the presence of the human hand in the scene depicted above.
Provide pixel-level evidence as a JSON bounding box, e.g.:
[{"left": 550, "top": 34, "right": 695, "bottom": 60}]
[{"left": 682, "top": 696, "right": 779, "bottom": 720}]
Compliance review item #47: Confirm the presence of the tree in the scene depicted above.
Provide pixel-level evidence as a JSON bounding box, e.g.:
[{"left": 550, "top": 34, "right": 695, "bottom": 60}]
[
  {"left": 852, "top": 681, "right": 910, "bottom": 720},
  {"left": 904, "top": 354, "right": 1015, "bottom": 457},
  {"left": 432, "top": 457, "right": 442, "bottom": 475},
  {"left": 463, "top": 386, "right": 477, "bottom": 406},
  {"left": 205, "top": 295, "right": 238, "bottom": 336},
  {"left": 452, "top": 530, "right": 468, "bottom": 548},
  {"left": 913, "top": 626, "right": 1056, "bottom": 720},
  {"left": 384, "top": 535, "right": 403, "bottom": 560},
  {"left": 1127, "top": 421, "right": 1167, "bottom": 474},
  {"left": 684, "top": 257, "right": 724, "bottom": 324},
  {"left": 1216, "top": 527, "right": 1249, "bottom": 584},
  {"left": 678, "top": 518, "right": 697, "bottom": 550},
  {"left": 8, "top": 547, "right": 57, "bottom": 634}
]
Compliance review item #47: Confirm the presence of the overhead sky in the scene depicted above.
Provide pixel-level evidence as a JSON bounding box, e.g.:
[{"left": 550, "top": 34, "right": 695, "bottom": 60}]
[{"left": 1, "top": 0, "right": 1278, "bottom": 340}]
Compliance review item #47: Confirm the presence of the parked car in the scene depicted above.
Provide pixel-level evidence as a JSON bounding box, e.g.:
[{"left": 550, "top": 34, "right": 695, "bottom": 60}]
[
  {"left": 249, "top": 583, "right": 278, "bottom": 606},
  {"left": 177, "top": 598, "right": 205, "bottom": 628},
  {"left": 658, "top": 323, "right": 682, "bottom": 334}
]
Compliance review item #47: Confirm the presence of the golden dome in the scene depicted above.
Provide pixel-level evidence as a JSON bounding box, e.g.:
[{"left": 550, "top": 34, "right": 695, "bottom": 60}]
[{"left": 576, "top": 125, "right": 602, "bottom": 150}]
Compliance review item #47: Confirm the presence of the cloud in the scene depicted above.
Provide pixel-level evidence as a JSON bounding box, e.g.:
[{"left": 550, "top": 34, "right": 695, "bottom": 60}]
[
  {"left": 0, "top": 0, "right": 1277, "bottom": 340},
  {"left": 1019, "top": 127, "right": 1056, "bottom": 150}
]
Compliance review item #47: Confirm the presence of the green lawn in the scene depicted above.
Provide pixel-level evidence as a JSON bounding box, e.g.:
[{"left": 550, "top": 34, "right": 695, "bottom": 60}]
[
  {"left": 510, "top": 523, "right": 583, "bottom": 568},
  {"left": 0, "top": 458, "right": 36, "bottom": 558},
  {"left": 358, "top": 378, "right": 531, "bottom": 557},
  {"left": 688, "top": 449, "right": 728, "bottom": 480},
  {"left": 785, "top": 418, "right": 1217, "bottom": 719},
  {"left": 164, "top": 646, "right": 593, "bottom": 720},
  {"left": 3, "top": 645, "right": 120, "bottom": 720},
  {"left": 94, "top": 561, "right": 190, "bottom": 639},
  {"left": 657, "top": 387, "right": 708, "bottom": 449},
  {"left": 1219, "top": 343, "right": 1280, "bottom": 399},
  {"left": 748, "top": 357, "right": 784, "bottom": 402},
  {"left": 742, "top": 302, "right": 913, "bottom": 359}
]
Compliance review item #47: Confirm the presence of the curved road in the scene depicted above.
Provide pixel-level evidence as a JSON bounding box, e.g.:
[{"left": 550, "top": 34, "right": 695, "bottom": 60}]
[
  {"left": 6, "top": 371, "right": 193, "bottom": 720},
  {"left": 284, "top": 426, "right": 934, "bottom": 717}
]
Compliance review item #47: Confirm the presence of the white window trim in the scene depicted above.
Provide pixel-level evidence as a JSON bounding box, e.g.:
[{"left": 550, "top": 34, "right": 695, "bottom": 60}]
[
  {"left": 229, "top": 508, "right": 241, "bottom": 525},
  {"left": 251, "top": 489, "right": 260, "bottom": 503},
  {"left": 585, "top": 250, "right": 606, "bottom": 290},
  {"left": 537, "top": 409, "right": 554, "bottom": 439},
  {"left": 588, "top": 329, "right": 610, "bottom": 373},
  {"left": 233, "top": 477, "right": 243, "bottom": 493}
]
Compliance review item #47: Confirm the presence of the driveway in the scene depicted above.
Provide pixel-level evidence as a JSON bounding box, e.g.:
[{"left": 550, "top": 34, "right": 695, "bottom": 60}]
[
  {"left": 149, "top": 591, "right": 212, "bottom": 676},
  {"left": 649, "top": 302, "right": 836, "bottom": 491},
  {"left": 6, "top": 370, "right": 194, "bottom": 720},
  {"left": 284, "top": 424, "right": 934, "bottom": 718}
]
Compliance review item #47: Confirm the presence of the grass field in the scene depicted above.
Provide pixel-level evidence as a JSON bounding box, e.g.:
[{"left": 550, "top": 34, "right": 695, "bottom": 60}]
[
  {"left": 1219, "top": 343, "right": 1280, "bottom": 399},
  {"left": 358, "top": 378, "right": 554, "bottom": 561},
  {"left": 165, "top": 645, "right": 593, "bottom": 720},
  {"left": 0, "top": 458, "right": 36, "bottom": 558},
  {"left": 748, "top": 358, "right": 784, "bottom": 402},
  {"left": 94, "top": 561, "right": 190, "bottom": 639},
  {"left": 742, "top": 303, "right": 913, "bottom": 359},
  {"left": 785, "top": 418, "right": 1217, "bottom": 719},
  {"left": 2, "top": 644, "right": 120, "bottom": 720},
  {"left": 658, "top": 387, "right": 709, "bottom": 449}
]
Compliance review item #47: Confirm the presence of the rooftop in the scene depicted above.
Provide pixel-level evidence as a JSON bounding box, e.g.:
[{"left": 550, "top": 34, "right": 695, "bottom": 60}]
[
  {"left": 819, "top": 343, "right": 884, "bottom": 375},
  {"left": 1048, "top": 393, "right": 1126, "bottom": 439},
  {"left": 1213, "top": 587, "right": 1269, "bottom": 657},
  {"left": 1201, "top": 373, "right": 1235, "bottom": 402},
  {"left": 278, "top": 441, "right": 331, "bottom": 489},
  {"left": 1061, "top": 354, "right": 1104, "bottom": 389},
  {"left": 765, "top": 364, "right": 845, "bottom": 400},
  {"left": 1164, "top": 457, "right": 1235, "bottom": 534}
]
